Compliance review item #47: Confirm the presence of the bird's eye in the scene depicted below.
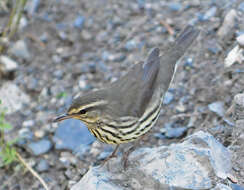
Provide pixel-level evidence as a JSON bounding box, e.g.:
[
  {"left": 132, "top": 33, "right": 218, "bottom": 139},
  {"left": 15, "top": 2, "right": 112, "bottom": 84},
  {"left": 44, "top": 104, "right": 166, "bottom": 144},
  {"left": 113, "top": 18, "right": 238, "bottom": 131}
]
[{"left": 79, "top": 109, "right": 87, "bottom": 115}]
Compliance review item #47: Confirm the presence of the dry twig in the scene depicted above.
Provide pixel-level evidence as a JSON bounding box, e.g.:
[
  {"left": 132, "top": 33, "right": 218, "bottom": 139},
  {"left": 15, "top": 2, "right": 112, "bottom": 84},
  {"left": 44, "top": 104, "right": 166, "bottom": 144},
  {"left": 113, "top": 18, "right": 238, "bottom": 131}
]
[{"left": 16, "top": 152, "right": 49, "bottom": 190}]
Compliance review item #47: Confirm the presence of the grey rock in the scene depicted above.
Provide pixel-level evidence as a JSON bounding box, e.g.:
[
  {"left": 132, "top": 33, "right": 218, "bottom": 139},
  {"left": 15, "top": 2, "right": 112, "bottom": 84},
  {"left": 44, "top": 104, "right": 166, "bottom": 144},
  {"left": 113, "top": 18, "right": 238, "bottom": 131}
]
[
  {"left": 101, "top": 51, "right": 125, "bottom": 62},
  {"left": 125, "top": 40, "right": 137, "bottom": 50},
  {"left": 208, "top": 101, "right": 225, "bottom": 117},
  {"left": 159, "top": 122, "right": 187, "bottom": 139},
  {"left": 232, "top": 93, "right": 244, "bottom": 178},
  {"left": 167, "top": 2, "right": 182, "bottom": 11},
  {"left": 9, "top": 40, "right": 31, "bottom": 61},
  {"left": 217, "top": 10, "right": 237, "bottom": 42},
  {"left": 53, "top": 119, "right": 95, "bottom": 158},
  {"left": 53, "top": 70, "right": 64, "bottom": 79},
  {"left": 213, "top": 184, "right": 232, "bottom": 190},
  {"left": 27, "top": 139, "right": 52, "bottom": 156},
  {"left": 27, "top": 0, "right": 40, "bottom": 15},
  {"left": 0, "top": 55, "right": 18, "bottom": 75},
  {"left": 0, "top": 83, "right": 30, "bottom": 114},
  {"left": 231, "top": 184, "right": 244, "bottom": 190},
  {"left": 52, "top": 55, "right": 62, "bottom": 64},
  {"left": 239, "top": 2, "right": 244, "bottom": 12},
  {"left": 163, "top": 91, "right": 174, "bottom": 105},
  {"left": 82, "top": 30, "right": 92, "bottom": 40},
  {"left": 19, "top": 17, "right": 28, "bottom": 30},
  {"left": 73, "top": 15, "right": 85, "bottom": 29},
  {"left": 164, "top": 126, "right": 187, "bottom": 138},
  {"left": 36, "top": 159, "right": 49, "bottom": 172},
  {"left": 18, "top": 128, "right": 34, "bottom": 140},
  {"left": 40, "top": 33, "right": 48, "bottom": 43},
  {"left": 207, "top": 40, "right": 222, "bottom": 54},
  {"left": 183, "top": 57, "right": 194, "bottom": 69},
  {"left": 22, "top": 120, "right": 35, "bottom": 128},
  {"left": 71, "top": 131, "right": 232, "bottom": 190},
  {"left": 203, "top": 6, "right": 217, "bottom": 21},
  {"left": 137, "top": 0, "right": 145, "bottom": 9},
  {"left": 17, "top": 128, "right": 34, "bottom": 146},
  {"left": 237, "top": 34, "right": 244, "bottom": 48},
  {"left": 234, "top": 93, "right": 244, "bottom": 120}
]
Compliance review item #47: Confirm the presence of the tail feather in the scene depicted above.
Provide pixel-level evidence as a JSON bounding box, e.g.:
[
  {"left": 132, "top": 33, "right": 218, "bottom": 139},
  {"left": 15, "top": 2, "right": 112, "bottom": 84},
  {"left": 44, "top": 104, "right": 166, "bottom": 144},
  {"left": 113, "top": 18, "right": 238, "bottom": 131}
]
[
  {"left": 172, "top": 25, "right": 200, "bottom": 57},
  {"left": 158, "top": 25, "right": 199, "bottom": 91}
]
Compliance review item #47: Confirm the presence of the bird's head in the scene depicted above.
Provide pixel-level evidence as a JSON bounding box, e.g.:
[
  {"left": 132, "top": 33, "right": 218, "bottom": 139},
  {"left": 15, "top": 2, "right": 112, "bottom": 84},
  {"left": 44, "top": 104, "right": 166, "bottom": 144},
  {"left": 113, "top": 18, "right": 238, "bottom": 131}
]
[{"left": 53, "top": 90, "right": 108, "bottom": 126}]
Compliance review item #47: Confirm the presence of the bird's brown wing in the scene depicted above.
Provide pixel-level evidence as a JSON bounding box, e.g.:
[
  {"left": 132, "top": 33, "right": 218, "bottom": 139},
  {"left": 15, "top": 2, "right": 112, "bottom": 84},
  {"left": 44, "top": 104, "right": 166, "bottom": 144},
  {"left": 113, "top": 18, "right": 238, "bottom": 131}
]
[{"left": 106, "top": 48, "right": 160, "bottom": 118}]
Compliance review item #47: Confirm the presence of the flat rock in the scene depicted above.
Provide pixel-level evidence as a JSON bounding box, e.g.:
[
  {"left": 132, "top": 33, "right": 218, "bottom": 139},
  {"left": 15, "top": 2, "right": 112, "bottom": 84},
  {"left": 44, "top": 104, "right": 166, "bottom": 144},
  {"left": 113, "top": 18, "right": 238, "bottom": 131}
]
[
  {"left": 208, "top": 101, "right": 225, "bottom": 117},
  {"left": 36, "top": 159, "right": 49, "bottom": 172},
  {"left": 217, "top": 9, "right": 237, "bottom": 42},
  {"left": 9, "top": 40, "right": 31, "bottom": 61},
  {"left": 53, "top": 119, "right": 95, "bottom": 158},
  {"left": 27, "top": 139, "right": 52, "bottom": 156},
  {"left": 71, "top": 131, "right": 232, "bottom": 190},
  {"left": 0, "top": 83, "right": 30, "bottom": 114}
]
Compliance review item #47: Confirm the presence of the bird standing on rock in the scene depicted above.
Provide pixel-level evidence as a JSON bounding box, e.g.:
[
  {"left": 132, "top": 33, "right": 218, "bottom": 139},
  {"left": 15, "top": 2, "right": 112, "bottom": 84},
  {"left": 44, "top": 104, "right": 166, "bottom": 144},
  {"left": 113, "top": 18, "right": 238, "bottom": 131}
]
[{"left": 53, "top": 25, "right": 200, "bottom": 168}]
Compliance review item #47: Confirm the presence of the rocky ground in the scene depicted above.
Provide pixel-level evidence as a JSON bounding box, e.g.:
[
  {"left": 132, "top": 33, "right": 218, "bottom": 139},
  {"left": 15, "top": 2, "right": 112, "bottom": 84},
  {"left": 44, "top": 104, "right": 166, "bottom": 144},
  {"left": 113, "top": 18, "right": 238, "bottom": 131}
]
[{"left": 0, "top": 0, "right": 244, "bottom": 189}]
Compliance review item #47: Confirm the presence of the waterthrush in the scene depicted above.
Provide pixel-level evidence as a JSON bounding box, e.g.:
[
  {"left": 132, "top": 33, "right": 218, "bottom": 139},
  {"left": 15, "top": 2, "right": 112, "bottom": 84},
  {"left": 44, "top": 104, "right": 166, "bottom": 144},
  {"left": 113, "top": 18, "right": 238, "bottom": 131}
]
[{"left": 53, "top": 25, "right": 199, "bottom": 166}]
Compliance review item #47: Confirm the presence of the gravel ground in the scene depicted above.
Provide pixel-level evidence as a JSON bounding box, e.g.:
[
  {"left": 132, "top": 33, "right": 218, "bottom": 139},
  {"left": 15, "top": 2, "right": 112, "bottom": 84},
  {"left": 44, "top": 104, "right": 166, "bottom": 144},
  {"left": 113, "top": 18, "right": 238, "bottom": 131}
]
[{"left": 0, "top": 0, "right": 244, "bottom": 189}]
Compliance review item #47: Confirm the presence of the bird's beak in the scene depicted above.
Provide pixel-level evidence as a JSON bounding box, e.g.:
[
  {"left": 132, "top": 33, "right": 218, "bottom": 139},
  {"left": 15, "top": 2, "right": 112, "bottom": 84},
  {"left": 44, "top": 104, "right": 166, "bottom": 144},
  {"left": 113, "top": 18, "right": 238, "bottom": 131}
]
[{"left": 53, "top": 113, "right": 73, "bottom": 123}]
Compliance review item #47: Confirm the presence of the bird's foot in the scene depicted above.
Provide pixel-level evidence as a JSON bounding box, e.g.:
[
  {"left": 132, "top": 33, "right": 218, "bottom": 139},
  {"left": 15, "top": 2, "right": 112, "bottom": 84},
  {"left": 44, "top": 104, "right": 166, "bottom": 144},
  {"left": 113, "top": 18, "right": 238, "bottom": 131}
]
[
  {"left": 101, "top": 145, "right": 120, "bottom": 170},
  {"left": 122, "top": 146, "right": 136, "bottom": 170}
]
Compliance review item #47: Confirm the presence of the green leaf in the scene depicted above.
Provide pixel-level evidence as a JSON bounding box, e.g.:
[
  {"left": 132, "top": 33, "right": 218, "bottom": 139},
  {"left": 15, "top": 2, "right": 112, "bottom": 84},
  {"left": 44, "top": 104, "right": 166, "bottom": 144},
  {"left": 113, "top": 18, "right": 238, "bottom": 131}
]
[
  {"left": 3, "top": 123, "right": 12, "bottom": 130},
  {"left": 56, "top": 92, "right": 67, "bottom": 99}
]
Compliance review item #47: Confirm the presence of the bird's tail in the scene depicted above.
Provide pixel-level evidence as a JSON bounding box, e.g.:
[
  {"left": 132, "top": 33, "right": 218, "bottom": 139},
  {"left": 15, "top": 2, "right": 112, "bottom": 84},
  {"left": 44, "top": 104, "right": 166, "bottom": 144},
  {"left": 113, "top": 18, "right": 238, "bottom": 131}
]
[
  {"left": 170, "top": 25, "right": 200, "bottom": 60},
  {"left": 158, "top": 25, "right": 199, "bottom": 91}
]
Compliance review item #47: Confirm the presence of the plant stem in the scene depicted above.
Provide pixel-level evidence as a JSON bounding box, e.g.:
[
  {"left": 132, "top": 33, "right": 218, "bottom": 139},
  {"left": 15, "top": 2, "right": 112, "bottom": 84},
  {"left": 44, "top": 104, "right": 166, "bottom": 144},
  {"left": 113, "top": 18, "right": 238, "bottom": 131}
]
[{"left": 16, "top": 152, "right": 49, "bottom": 190}]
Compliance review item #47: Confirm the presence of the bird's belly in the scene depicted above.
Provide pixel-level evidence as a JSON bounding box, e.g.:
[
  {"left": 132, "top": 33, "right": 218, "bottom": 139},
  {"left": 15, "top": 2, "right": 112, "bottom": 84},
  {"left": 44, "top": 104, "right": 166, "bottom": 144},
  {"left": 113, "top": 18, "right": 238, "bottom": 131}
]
[{"left": 88, "top": 100, "right": 161, "bottom": 145}]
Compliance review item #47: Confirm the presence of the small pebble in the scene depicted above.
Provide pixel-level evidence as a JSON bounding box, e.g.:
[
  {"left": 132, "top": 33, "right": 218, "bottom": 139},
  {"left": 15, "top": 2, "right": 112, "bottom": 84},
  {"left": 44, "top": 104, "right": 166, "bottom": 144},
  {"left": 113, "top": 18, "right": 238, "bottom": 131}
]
[
  {"left": 18, "top": 128, "right": 33, "bottom": 145},
  {"left": 82, "top": 30, "right": 92, "bottom": 40},
  {"left": 22, "top": 120, "right": 35, "bottom": 127},
  {"left": 137, "top": 0, "right": 145, "bottom": 9},
  {"left": 208, "top": 101, "right": 225, "bottom": 117},
  {"left": 238, "top": 2, "right": 244, "bottom": 12},
  {"left": 27, "top": 0, "right": 40, "bottom": 15},
  {"left": 74, "top": 15, "right": 85, "bottom": 29},
  {"left": 34, "top": 130, "right": 45, "bottom": 138},
  {"left": 168, "top": 2, "right": 182, "bottom": 11},
  {"left": 10, "top": 40, "right": 31, "bottom": 61},
  {"left": 36, "top": 159, "right": 49, "bottom": 172},
  {"left": 237, "top": 34, "right": 244, "bottom": 48},
  {"left": 27, "top": 139, "right": 52, "bottom": 156},
  {"left": 40, "top": 33, "right": 48, "bottom": 43},
  {"left": 203, "top": 6, "right": 217, "bottom": 21},
  {"left": 125, "top": 40, "right": 137, "bottom": 50},
  {"left": 19, "top": 17, "right": 28, "bottom": 30},
  {"left": 163, "top": 91, "right": 174, "bottom": 105},
  {"left": 0, "top": 55, "right": 19, "bottom": 74}
]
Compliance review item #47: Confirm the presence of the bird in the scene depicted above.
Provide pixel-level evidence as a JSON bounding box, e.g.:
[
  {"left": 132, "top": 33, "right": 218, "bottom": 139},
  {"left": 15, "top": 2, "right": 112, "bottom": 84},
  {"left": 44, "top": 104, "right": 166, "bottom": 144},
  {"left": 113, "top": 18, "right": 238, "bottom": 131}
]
[{"left": 53, "top": 25, "right": 199, "bottom": 168}]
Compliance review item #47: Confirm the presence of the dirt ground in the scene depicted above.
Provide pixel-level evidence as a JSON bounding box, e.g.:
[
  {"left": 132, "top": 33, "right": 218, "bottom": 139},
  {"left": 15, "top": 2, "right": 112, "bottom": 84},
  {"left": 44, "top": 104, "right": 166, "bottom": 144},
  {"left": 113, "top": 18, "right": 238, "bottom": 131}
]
[{"left": 0, "top": 0, "right": 244, "bottom": 189}]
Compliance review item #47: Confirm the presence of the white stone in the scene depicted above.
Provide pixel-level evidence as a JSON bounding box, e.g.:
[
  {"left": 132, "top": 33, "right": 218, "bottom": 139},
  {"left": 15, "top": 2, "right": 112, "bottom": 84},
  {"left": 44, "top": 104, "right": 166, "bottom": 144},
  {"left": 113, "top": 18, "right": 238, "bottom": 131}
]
[
  {"left": 0, "top": 83, "right": 30, "bottom": 114},
  {"left": 0, "top": 55, "right": 18, "bottom": 73},
  {"left": 225, "top": 45, "right": 244, "bottom": 67},
  {"left": 237, "top": 34, "right": 244, "bottom": 48}
]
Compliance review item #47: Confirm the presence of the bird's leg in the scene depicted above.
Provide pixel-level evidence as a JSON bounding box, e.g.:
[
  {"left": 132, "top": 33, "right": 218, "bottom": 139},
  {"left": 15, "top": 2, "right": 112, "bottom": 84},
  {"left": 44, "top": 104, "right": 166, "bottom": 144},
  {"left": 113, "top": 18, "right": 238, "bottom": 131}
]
[
  {"left": 122, "top": 134, "right": 147, "bottom": 170},
  {"left": 122, "top": 144, "right": 137, "bottom": 170},
  {"left": 101, "top": 144, "right": 120, "bottom": 166}
]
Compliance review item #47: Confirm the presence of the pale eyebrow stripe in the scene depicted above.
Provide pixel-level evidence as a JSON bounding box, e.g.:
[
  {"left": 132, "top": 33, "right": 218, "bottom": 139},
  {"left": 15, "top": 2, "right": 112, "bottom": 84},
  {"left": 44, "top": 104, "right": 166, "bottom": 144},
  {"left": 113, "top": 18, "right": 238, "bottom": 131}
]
[
  {"left": 81, "top": 100, "right": 108, "bottom": 110},
  {"left": 69, "top": 100, "right": 108, "bottom": 114}
]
